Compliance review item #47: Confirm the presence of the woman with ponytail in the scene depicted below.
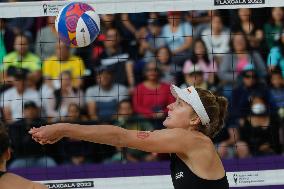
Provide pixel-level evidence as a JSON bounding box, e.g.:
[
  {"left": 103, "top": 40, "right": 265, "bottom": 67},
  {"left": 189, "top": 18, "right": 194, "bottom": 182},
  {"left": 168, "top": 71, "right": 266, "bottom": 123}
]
[{"left": 30, "top": 85, "right": 229, "bottom": 189}]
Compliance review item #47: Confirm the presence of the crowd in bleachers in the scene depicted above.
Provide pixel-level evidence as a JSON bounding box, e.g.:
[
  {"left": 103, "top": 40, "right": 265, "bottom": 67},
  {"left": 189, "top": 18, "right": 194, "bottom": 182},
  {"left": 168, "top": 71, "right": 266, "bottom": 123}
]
[{"left": 0, "top": 7, "right": 284, "bottom": 169}]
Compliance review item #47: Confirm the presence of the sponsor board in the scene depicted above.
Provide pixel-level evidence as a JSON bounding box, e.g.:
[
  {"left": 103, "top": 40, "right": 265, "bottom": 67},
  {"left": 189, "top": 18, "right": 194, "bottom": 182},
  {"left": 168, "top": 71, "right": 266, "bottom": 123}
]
[
  {"left": 227, "top": 169, "right": 284, "bottom": 187},
  {"left": 39, "top": 170, "right": 284, "bottom": 189}
]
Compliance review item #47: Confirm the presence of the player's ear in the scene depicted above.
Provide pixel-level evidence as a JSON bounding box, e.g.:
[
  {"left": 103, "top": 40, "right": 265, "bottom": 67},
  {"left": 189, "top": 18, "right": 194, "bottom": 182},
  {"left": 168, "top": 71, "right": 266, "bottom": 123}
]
[{"left": 189, "top": 115, "right": 201, "bottom": 126}]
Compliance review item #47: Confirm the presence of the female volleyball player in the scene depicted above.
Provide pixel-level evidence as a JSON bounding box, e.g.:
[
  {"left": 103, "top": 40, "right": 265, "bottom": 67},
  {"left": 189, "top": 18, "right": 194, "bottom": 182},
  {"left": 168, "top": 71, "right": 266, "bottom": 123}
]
[
  {"left": 0, "top": 124, "right": 47, "bottom": 189},
  {"left": 30, "top": 85, "right": 229, "bottom": 189}
]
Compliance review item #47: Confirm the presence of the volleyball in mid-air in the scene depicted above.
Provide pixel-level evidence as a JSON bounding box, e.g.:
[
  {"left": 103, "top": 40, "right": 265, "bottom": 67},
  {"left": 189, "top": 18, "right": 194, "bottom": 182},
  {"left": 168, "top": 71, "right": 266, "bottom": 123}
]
[{"left": 55, "top": 2, "right": 100, "bottom": 48}]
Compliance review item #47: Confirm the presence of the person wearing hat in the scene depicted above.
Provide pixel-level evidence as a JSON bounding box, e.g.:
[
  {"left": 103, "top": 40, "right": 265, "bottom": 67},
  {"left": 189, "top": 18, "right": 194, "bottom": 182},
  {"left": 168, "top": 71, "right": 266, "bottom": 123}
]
[
  {"left": 180, "top": 64, "right": 208, "bottom": 90},
  {"left": 0, "top": 123, "right": 48, "bottom": 189},
  {"left": 30, "top": 85, "right": 229, "bottom": 189},
  {"left": 230, "top": 65, "right": 277, "bottom": 128}
]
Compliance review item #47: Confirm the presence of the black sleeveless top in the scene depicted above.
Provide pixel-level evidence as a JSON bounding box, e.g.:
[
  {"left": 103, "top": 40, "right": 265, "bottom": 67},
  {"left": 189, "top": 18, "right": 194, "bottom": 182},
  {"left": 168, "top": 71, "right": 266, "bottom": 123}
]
[
  {"left": 170, "top": 154, "right": 229, "bottom": 189},
  {"left": 0, "top": 171, "right": 7, "bottom": 178}
]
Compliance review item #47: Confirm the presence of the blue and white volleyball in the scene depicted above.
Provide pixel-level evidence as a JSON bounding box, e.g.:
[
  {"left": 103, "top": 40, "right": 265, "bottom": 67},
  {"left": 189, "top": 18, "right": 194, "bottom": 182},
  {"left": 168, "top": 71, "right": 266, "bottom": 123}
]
[{"left": 55, "top": 2, "right": 100, "bottom": 48}]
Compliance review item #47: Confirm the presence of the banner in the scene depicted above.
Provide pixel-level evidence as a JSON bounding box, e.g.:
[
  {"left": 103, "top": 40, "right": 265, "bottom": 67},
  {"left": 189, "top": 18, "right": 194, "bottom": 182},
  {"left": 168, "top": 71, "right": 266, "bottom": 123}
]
[
  {"left": 0, "top": 0, "right": 284, "bottom": 18},
  {"left": 39, "top": 169, "right": 284, "bottom": 189}
]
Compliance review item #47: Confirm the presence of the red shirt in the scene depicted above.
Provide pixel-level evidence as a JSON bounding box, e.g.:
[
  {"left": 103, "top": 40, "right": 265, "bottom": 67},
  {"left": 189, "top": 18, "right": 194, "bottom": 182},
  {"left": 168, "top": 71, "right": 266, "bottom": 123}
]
[{"left": 132, "top": 82, "right": 175, "bottom": 118}]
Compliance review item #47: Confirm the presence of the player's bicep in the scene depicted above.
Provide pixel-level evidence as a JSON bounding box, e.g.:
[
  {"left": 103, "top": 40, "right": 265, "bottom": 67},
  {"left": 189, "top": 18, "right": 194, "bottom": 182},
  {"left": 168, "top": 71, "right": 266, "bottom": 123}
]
[{"left": 124, "top": 129, "right": 188, "bottom": 153}]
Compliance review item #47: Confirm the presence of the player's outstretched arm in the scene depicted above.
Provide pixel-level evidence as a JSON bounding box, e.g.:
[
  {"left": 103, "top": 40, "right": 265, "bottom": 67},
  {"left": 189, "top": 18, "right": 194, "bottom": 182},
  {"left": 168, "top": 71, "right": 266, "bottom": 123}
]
[
  {"left": 0, "top": 173, "right": 48, "bottom": 189},
  {"left": 29, "top": 123, "right": 191, "bottom": 153}
]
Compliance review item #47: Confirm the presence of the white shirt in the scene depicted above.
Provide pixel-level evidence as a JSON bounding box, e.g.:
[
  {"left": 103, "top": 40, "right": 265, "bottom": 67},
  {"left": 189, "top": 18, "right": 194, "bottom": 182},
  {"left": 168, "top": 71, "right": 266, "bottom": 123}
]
[
  {"left": 1, "top": 87, "right": 41, "bottom": 121},
  {"left": 201, "top": 28, "right": 230, "bottom": 56},
  {"left": 86, "top": 84, "right": 128, "bottom": 103}
]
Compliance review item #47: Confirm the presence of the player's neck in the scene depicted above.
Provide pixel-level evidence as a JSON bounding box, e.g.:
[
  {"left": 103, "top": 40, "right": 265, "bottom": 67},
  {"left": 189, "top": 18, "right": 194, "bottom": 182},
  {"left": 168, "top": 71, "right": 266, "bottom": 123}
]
[{"left": 0, "top": 162, "right": 6, "bottom": 172}]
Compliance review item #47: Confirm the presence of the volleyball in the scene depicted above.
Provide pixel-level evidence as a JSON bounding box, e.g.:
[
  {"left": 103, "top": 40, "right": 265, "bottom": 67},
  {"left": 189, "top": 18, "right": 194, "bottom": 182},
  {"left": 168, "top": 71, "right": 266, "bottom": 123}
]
[{"left": 55, "top": 2, "right": 100, "bottom": 48}]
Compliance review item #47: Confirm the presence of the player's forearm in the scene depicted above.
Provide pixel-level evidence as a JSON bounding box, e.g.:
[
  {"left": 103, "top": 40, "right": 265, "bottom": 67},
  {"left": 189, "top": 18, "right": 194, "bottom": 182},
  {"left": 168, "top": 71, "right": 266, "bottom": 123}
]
[{"left": 62, "top": 124, "right": 127, "bottom": 147}]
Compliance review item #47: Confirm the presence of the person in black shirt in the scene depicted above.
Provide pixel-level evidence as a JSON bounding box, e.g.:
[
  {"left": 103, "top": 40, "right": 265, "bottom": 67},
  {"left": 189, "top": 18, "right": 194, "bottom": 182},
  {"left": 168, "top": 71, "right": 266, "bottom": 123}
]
[
  {"left": 30, "top": 85, "right": 229, "bottom": 189},
  {"left": 8, "top": 101, "right": 56, "bottom": 169},
  {"left": 238, "top": 94, "right": 281, "bottom": 157}
]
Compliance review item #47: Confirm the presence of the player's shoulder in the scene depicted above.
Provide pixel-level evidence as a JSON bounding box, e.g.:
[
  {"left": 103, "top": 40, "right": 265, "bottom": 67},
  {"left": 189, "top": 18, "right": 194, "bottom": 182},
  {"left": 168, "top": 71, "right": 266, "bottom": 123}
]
[{"left": 185, "top": 129, "right": 213, "bottom": 150}]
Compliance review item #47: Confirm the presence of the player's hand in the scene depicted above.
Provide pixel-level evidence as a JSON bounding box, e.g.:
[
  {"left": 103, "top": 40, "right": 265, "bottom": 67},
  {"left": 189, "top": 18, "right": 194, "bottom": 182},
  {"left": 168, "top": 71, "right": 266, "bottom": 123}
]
[{"left": 29, "top": 123, "right": 66, "bottom": 145}]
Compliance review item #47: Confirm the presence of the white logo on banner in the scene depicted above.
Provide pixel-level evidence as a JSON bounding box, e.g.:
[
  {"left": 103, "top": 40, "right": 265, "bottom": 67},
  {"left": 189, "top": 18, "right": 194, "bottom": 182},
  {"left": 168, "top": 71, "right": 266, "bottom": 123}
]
[
  {"left": 42, "top": 4, "right": 65, "bottom": 15},
  {"left": 45, "top": 181, "right": 94, "bottom": 189},
  {"left": 231, "top": 172, "right": 264, "bottom": 185},
  {"left": 227, "top": 169, "right": 284, "bottom": 187}
]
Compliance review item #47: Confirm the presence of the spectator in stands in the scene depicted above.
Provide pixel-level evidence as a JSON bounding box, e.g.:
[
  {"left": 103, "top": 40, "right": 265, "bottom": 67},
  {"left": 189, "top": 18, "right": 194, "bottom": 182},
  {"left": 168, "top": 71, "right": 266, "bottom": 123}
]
[
  {"left": 8, "top": 101, "right": 57, "bottom": 169},
  {"left": 214, "top": 120, "right": 241, "bottom": 159},
  {"left": 86, "top": 66, "right": 128, "bottom": 121},
  {"left": 185, "top": 10, "right": 213, "bottom": 37},
  {"left": 238, "top": 94, "right": 281, "bottom": 158},
  {"left": 35, "top": 16, "right": 58, "bottom": 60},
  {"left": 120, "top": 13, "right": 149, "bottom": 40},
  {"left": 230, "top": 66, "right": 276, "bottom": 127},
  {"left": 59, "top": 135, "right": 93, "bottom": 166},
  {"left": 100, "top": 14, "right": 122, "bottom": 34},
  {"left": 218, "top": 32, "right": 267, "bottom": 84},
  {"left": 62, "top": 103, "right": 87, "bottom": 123},
  {"left": 264, "top": 7, "right": 284, "bottom": 49},
  {"left": 156, "top": 46, "right": 179, "bottom": 84},
  {"left": 2, "top": 33, "right": 41, "bottom": 84},
  {"left": 59, "top": 104, "right": 93, "bottom": 166},
  {"left": 105, "top": 99, "right": 157, "bottom": 163},
  {"left": 183, "top": 39, "right": 217, "bottom": 84},
  {"left": 93, "top": 27, "right": 135, "bottom": 87},
  {"left": 231, "top": 9, "right": 265, "bottom": 53},
  {"left": 45, "top": 71, "right": 84, "bottom": 122},
  {"left": 1, "top": 69, "right": 41, "bottom": 123},
  {"left": 132, "top": 61, "right": 175, "bottom": 124},
  {"left": 138, "top": 19, "right": 165, "bottom": 63},
  {"left": 162, "top": 11, "right": 193, "bottom": 63},
  {"left": 43, "top": 41, "right": 86, "bottom": 90},
  {"left": 0, "top": 124, "right": 48, "bottom": 189},
  {"left": 0, "top": 18, "right": 15, "bottom": 69},
  {"left": 201, "top": 14, "right": 230, "bottom": 64},
  {"left": 180, "top": 65, "right": 208, "bottom": 90},
  {"left": 269, "top": 70, "right": 284, "bottom": 120},
  {"left": 267, "top": 29, "right": 284, "bottom": 78}
]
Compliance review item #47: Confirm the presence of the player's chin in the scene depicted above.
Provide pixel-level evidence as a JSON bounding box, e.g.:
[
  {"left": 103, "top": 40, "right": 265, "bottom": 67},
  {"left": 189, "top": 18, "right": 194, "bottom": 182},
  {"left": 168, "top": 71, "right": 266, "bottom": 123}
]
[{"left": 163, "top": 118, "right": 172, "bottom": 128}]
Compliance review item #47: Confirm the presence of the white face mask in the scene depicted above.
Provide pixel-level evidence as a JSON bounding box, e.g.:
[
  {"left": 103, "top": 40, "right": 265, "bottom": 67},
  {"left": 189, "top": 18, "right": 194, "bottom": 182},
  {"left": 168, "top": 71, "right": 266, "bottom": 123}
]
[{"left": 251, "top": 103, "right": 266, "bottom": 115}]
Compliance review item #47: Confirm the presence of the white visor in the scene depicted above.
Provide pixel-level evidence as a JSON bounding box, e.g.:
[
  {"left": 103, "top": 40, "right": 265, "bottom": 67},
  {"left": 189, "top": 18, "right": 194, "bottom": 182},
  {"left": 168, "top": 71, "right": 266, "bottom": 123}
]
[{"left": 171, "top": 85, "right": 210, "bottom": 126}]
